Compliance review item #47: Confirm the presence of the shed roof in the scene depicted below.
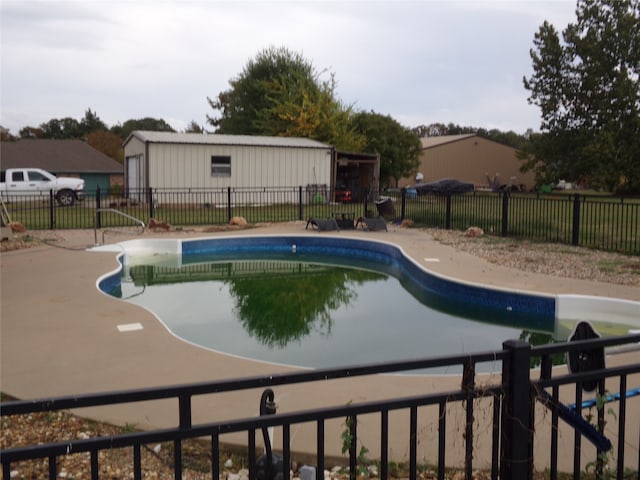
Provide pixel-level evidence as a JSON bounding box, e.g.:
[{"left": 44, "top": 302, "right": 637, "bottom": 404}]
[
  {"left": 420, "top": 134, "right": 477, "bottom": 149},
  {"left": 124, "top": 131, "right": 332, "bottom": 150},
  {"left": 0, "top": 139, "right": 123, "bottom": 173}
]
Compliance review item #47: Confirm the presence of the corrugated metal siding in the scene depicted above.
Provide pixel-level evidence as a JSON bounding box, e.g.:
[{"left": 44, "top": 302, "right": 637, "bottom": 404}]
[
  {"left": 124, "top": 136, "right": 147, "bottom": 193},
  {"left": 124, "top": 136, "right": 146, "bottom": 159},
  {"left": 399, "top": 136, "right": 535, "bottom": 189},
  {"left": 147, "top": 143, "right": 332, "bottom": 189}
]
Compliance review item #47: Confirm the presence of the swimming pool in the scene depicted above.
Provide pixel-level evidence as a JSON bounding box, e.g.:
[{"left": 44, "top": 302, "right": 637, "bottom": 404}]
[{"left": 96, "top": 235, "right": 640, "bottom": 371}]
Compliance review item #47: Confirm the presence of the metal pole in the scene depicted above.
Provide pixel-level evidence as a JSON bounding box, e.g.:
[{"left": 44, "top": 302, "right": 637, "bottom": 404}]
[
  {"left": 49, "top": 190, "right": 55, "bottom": 229},
  {"left": 572, "top": 193, "right": 581, "bottom": 246},
  {"left": 502, "top": 191, "right": 509, "bottom": 237},
  {"left": 501, "top": 339, "right": 533, "bottom": 480},
  {"left": 95, "top": 186, "right": 102, "bottom": 229}
]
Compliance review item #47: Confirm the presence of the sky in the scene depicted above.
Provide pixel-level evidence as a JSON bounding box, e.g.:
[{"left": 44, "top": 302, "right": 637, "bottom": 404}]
[{"left": 0, "top": 0, "right": 578, "bottom": 136}]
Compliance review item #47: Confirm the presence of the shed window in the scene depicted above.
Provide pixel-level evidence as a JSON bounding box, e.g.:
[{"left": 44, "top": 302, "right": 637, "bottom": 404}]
[{"left": 211, "top": 156, "right": 231, "bottom": 177}]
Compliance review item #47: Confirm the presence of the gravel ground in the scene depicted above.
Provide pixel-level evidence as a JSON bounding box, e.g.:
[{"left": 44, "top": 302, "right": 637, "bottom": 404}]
[
  {"left": 0, "top": 406, "right": 517, "bottom": 480},
  {"left": 1, "top": 227, "right": 637, "bottom": 479},
  {"left": 424, "top": 228, "right": 640, "bottom": 286}
]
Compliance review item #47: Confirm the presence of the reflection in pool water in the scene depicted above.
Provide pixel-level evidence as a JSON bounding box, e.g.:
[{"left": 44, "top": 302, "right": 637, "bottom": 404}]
[{"left": 113, "top": 253, "right": 560, "bottom": 373}]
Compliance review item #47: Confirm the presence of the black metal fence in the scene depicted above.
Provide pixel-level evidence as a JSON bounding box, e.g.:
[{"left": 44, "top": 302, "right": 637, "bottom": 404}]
[
  {"left": 2, "top": 334, "right": 639, "bottom": 480},
  {"left": 1, "top": 187, "right": 638, "bottom": 254}
]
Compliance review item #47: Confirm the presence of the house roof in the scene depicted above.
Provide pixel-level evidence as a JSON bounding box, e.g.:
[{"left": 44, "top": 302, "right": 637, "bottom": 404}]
[
  {"left": 124, "top": 131, "right": 332, "bottom": 150},
  {"left": 0, "top": 139, "right": 123, "bottom": 174},
  {"left": 420, "top": 134, "right": 477, "bottom": 149}
]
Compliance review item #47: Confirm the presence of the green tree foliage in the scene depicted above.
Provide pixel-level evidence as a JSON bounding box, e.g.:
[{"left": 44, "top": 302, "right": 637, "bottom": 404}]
[
  {"left": 184, "top": 120, "right": 204, "bottom": 133},
  {"left": 522, "top": 0, "right": 640, "bottom": 193},
  {"left": 80, "top": 108, "right": 108, "bottom": 135},
  {"left": 18, "top": 126, "right": 43, "bottom": 138},
  {"left": 352, "top": 111, "right": 422, "bottom": 187},
  {"left": 255, "top": 71, "right": 366, "bottom": 152},
  {"left": 30, "top": 117, "right": 82, "bottom": 139},
  {"left": 206, "top": 46, "right": 365, "bottom": 151},
  {"left": 207, "top": 46, "right": 316, "bottom": 135},
  {"left": 110, "top": 117, "right": 176, "bottom": 139},
  {"left": 19, "top": 108, "right": 107, "bottom": 140},
  {"left": 14, "top": 110, "right": 175, "bottom": 162}
]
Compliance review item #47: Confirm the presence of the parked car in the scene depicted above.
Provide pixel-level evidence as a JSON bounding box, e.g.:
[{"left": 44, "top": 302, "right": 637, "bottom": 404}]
[
  {"left": 414, "top": 178, "right": 474, "bottom": 195},
  {"left": 0, "top": 168, "right": 85, "bottom": 206}
]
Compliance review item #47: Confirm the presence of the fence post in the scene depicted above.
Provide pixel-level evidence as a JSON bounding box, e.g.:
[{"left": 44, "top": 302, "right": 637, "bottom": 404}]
[
  {"left": 445, "top": 193, "right": 452, "bottom": 229},
  {"left": 501, "top": 339, "right": 533, "bottom": 480},
  {"left": 147, "top": 187, "right": 154, "bottom": 220},
  {"left": 95, "top": 186, "right": 102, "bottom": 229},
  {"left": 501, "top": 192, "right": 509, "bottom": 237},
  {"left": 227, "top": 187, "right": 232, "bottom": 222},
  {"left": 572, "top": 193, "right": 581, "bottom": 246},
  {"left": 363, "top": 188, "right": 370, "bottom": 217},
  {"left": 400, "top": 188, "right": 407, "bottom": 222},
  {"left": 298, "top": 186, "right": 303, "bottom": 220},
  {"left": 49, "top": 190, "right": 55, "bottom": 229}
]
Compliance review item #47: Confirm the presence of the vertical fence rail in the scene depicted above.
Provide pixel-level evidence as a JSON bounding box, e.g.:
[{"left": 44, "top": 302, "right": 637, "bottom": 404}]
[
  {"left": 95, "top": 187, "right": 102, "bottom": 229},
  {"left": 501, "top": 192, "right": 509, "bottom": 237},
  {"left": 572, "top": 193, "right": 581, "bottom": 246}
]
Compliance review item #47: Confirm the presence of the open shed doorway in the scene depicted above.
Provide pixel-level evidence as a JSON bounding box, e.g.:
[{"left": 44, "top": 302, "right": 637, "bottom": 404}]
[{"left": 333, "top": 151, "right": 379, "bottom": 202}]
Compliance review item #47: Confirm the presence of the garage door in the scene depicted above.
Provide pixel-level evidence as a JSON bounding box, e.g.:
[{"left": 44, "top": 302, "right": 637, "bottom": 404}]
[{"left": 80, "top": 174, "right": 110, "bottom": 197}]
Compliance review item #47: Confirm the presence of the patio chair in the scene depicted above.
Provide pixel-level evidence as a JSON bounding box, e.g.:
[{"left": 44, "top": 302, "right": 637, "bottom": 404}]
[
  {"left": 305, "top": 218, "right": 340, "bottom": 231},
  {"left": 355, "top": 216, "right": 387, "bottom": 231}
]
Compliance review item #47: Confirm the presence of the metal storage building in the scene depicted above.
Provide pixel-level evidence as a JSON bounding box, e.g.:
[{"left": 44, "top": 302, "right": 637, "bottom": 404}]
[
  {"left": 123, "top": 131, "right": 379, "bottom": 202},
  {"left": 398, "top": 134, "right": 535, "bottom": 191},
  {"left": 123, "top": 131, "right": 335, "bottom": 190}
]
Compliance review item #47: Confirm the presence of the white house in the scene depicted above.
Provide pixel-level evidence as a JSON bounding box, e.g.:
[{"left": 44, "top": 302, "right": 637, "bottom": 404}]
[{"left": 123, "top": 131, "right": 379, "bottom": 202}]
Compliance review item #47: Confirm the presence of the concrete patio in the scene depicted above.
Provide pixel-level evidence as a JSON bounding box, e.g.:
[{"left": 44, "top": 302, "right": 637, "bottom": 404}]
[{"left": 2, "top": 222, "right": 638, "bottom": 472}]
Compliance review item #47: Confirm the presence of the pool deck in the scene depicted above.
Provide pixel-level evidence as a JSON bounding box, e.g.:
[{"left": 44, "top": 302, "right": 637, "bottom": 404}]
[{"left": 1, "top": 222, "right": 639, "bottom": 471}]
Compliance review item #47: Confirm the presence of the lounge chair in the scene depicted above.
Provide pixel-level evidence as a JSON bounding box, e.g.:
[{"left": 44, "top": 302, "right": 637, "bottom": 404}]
[
  {"left": 305, "top": 218, "right": 340, "bottom": 231},
  {"left": 355, "top": 216, "right": 387, "bottom": 231}
]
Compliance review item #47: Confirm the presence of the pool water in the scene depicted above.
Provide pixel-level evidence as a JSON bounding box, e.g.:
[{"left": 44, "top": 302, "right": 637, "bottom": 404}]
[{"left": 113, "top": 253, "right": 549, "bottom": 373}]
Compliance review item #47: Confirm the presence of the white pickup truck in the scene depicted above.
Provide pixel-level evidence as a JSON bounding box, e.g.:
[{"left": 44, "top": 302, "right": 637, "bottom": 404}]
[{"left": 0, "top": 168, "right": 85, "bottom": 206}]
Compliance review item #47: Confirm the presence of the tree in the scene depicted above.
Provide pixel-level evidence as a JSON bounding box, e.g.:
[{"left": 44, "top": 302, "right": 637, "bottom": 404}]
[
  {"left": 19, "top": 126, "right": 42, "bottom": 138},
  {"left": 80, "top": 108, "right": 108, "bottom": 136},
  {"left": 522, "top": 0, "right": 640, "bottom": 193},
  {"left": 110, "top": 117, "right": 175, "bottom": 139},
  {"left": 206, "top": 46, "right": 366, "bottom": 151},
  {"left": 86, "top": 130, "right": 124, "bottom": 163},
  {"left": 184, "top": 121, "right": 204, "bottom": 133},
  {"left": 352, "top": 111, "right": 422, "bottom": 188},
  {"left": 208, "top": 46, "right": 317, "bottom": 135},
  {"left": 38, "top": 117, "right": 82, "bottom": 139},
  {"left": 18, "top": 108, "right": 106, "bottom": 140},
  {"left": 254, "top": 70, "right": 366, "bottom": 151}
]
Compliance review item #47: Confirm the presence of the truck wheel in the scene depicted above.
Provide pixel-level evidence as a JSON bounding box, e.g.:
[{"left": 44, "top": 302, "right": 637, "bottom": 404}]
[{"left": 56, "top": 190, "right": 75, "bottom": 206}]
